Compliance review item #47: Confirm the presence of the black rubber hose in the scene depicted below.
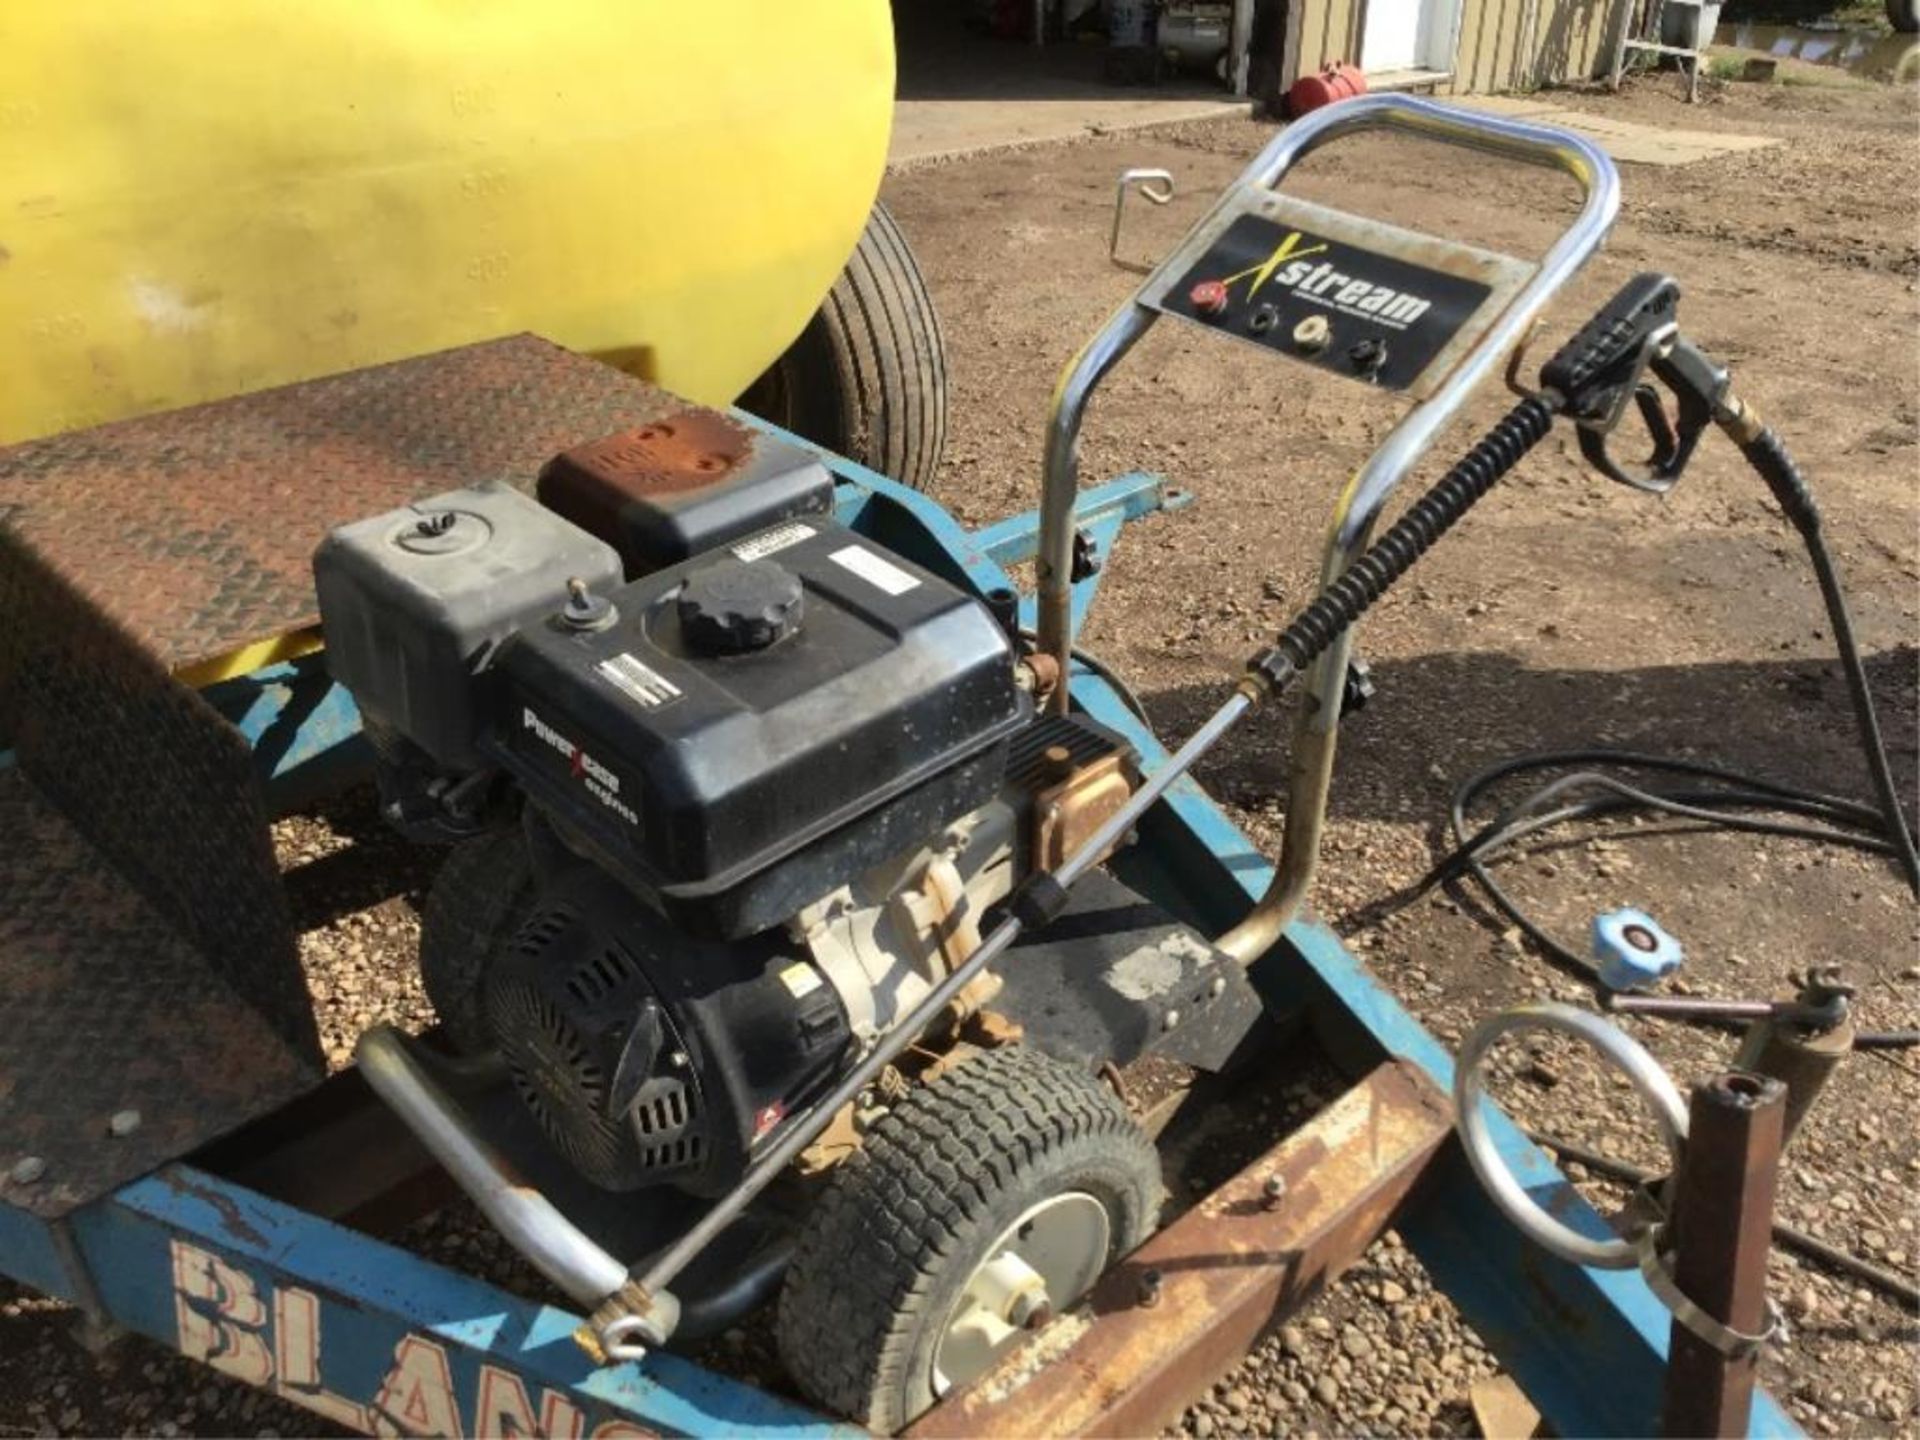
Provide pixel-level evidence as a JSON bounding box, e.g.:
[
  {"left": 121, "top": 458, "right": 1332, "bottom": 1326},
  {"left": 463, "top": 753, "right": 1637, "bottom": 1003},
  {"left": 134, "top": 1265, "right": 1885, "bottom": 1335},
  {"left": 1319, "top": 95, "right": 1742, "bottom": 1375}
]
[
  {"left": 1358, "top": 750, "right": 1917, "bottom": 1050},
  {"left": 672, "top": 1233, "right": 796, "bottom": 1342},
  {"left": 1248, "top": 395, "right": 1558, "bottom": 693},
  {"left": 1738, "top": 426, "right": 1920, "bottom": 895},
  {"left": 1528, "top": 1131, "right": 1920, "bottom": 1312}
]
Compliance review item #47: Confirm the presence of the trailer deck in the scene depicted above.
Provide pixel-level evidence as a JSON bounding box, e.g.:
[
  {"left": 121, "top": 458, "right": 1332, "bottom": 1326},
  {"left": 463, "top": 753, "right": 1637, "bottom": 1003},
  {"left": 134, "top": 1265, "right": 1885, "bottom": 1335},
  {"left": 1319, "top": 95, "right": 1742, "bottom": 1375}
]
[{"left": 0, "top": 337, "right": 1793, "bottom": 1436}]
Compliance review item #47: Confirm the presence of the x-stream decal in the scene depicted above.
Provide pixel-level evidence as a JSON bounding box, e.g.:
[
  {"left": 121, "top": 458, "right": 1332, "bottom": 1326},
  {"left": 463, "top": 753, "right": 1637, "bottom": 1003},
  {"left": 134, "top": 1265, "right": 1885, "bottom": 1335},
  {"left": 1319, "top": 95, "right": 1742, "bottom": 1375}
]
[{"left": 1162, "top": 213, "right": 1494, "bottom": 391}]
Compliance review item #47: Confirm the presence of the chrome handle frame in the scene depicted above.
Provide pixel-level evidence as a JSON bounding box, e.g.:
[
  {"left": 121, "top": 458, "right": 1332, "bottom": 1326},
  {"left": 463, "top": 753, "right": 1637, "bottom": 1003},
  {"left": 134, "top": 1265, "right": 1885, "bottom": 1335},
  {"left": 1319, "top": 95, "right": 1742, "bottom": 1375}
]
[{"left": 1032, "top": 94, "right": 1619, "bottom": 956}]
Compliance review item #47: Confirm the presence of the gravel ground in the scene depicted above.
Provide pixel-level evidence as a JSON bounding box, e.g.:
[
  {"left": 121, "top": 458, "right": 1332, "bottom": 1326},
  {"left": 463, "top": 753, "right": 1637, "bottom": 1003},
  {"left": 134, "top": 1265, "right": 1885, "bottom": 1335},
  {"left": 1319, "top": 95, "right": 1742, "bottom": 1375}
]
[{"left": 5, "top": 63, "right": 1917, "bottom": 1439}]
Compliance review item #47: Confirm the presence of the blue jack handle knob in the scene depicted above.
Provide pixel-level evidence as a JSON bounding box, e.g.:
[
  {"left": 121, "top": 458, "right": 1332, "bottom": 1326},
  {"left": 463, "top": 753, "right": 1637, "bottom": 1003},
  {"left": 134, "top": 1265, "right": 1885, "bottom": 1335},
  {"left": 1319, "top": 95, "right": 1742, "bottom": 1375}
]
[{"left": 1592, "top": 908, "right": 1683, "bottom": 993}]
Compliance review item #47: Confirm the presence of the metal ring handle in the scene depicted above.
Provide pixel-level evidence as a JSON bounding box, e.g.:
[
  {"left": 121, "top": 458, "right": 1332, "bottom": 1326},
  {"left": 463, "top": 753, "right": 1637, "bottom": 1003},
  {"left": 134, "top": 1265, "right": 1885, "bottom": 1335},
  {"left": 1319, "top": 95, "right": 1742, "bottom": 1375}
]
[{"left": 1454, "top": 1003, "right": 1688, "bottom": 1269}]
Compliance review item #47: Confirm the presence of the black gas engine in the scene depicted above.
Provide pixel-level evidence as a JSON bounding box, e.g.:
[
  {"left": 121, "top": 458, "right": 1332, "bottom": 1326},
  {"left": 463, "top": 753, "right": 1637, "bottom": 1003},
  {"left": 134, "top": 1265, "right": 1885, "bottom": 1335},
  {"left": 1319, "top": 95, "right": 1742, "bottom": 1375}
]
[{"left": 314, "top": 415, "right": 1172, "bottom": 1199}]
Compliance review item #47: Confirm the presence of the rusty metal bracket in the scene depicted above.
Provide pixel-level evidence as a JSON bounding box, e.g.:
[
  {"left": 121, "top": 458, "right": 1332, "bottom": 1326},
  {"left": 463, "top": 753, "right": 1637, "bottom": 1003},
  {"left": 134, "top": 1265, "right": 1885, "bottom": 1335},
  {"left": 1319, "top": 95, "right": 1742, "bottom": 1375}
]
[
  {"left": 1660, "top": 1072, "right": 1787, "bottom": 1439},
  {"left": 909, "top": 1060, "right": 1451, "bottom": 1439}
]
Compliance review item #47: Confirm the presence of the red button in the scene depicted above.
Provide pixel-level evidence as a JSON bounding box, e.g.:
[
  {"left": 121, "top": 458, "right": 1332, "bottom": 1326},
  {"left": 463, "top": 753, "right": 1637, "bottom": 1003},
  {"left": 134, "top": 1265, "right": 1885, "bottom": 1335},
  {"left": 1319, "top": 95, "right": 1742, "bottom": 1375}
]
[{"left": 1188, "top": 280, "right": 1230, "bottom": 317}]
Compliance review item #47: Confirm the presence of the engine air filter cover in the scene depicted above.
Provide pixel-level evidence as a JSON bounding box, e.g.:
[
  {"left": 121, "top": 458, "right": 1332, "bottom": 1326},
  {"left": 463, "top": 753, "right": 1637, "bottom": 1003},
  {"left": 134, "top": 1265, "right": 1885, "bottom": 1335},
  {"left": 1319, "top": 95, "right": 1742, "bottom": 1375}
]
[{"left": 485, "top": 867, "right": 850, "bottom": 1193}]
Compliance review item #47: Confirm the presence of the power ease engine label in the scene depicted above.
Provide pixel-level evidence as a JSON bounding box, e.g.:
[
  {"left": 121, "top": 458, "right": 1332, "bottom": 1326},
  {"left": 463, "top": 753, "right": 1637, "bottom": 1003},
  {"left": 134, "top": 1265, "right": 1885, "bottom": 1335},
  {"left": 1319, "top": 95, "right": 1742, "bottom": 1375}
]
[
  {"left": 1159, "top": 213, "right": 1493, "bottom": 392},
  {"left": 517, "top": 705, "right": 641, "bottom": 830}
]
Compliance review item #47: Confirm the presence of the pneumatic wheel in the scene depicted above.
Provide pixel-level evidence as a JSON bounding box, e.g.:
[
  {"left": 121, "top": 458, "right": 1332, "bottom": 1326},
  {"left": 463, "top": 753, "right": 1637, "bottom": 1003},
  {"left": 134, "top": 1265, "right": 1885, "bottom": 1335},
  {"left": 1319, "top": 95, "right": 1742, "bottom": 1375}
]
[
  {"left": 737, "top": 202, "right": 948, "bottom": 492},
  {"left": 774, "top": 1045, "right": 1164, "bottom": 1432},
  {"left": 1890, "top": 0, "right": 1917, "bottom": 33},
  {"left": 417, "top": 828, "right": 536, "bottom": 1053}
]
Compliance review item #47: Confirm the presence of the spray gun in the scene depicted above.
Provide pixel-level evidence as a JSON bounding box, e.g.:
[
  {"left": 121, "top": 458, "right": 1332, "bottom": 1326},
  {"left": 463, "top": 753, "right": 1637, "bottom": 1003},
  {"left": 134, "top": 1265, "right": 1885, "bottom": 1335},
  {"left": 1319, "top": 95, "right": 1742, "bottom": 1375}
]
[
  {"left": 1521, "top": 272, "right": 1920, "bottom": 896},
  {"left": 1527, "top": 271, "right": 1795, "bottom": 503}
]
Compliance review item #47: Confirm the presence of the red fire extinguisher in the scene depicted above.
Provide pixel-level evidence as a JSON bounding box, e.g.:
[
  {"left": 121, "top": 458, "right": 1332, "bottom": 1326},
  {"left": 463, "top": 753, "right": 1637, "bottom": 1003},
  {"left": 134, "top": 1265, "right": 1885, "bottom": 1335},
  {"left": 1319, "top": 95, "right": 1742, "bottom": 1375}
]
[{"left": 1287, "top": 62, "right": 1367, "bottom": 117}]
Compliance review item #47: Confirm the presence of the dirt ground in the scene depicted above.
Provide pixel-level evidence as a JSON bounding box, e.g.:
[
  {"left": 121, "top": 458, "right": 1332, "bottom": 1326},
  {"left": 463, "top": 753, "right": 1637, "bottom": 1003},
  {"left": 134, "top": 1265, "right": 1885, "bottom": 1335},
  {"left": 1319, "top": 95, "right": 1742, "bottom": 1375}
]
[{"left": 4, "top": 67, "right": 1916, "bottom": 1440}]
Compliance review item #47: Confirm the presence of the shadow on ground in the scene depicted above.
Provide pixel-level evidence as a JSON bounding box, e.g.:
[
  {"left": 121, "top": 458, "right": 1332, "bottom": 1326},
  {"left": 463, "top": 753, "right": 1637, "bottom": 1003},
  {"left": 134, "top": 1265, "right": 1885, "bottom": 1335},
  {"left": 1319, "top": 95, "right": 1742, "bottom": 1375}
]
[{"left": 1129, "top": 644, "right": 1919, "bottom": 828}]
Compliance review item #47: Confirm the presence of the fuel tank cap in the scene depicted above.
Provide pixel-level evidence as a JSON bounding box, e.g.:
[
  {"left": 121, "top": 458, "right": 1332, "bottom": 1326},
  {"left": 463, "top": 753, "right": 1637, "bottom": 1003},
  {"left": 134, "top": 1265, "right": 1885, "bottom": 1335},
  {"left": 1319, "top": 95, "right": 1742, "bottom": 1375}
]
[{"left": 677, "top": 558, "right": 803, "bottom": 654}]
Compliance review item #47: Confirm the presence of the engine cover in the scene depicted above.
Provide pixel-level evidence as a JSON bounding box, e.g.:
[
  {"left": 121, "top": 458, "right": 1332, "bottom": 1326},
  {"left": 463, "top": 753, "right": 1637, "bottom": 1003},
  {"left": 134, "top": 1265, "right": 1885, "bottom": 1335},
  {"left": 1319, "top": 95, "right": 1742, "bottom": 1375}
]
[
  {"left": 486, "top": 863, "right": 851, "bottom": 1193},
  {"left": 486, "top": 518, "right": 1028, "bottom": 939}
]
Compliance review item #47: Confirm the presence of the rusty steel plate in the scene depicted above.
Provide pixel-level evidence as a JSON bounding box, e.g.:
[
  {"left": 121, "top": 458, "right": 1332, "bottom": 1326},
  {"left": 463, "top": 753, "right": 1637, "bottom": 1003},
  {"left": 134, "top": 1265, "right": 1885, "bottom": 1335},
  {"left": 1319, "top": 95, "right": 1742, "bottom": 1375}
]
[
  {"left": 0, "top": 768, "right": 320, "bottom": 1219},
  {"left": 910, "top": 1060, "right": 1453, "bottom": 1439},
  {"left": 0, "top": 336, "right": 687, "bottom": 676},
  {"left": 0, "top": 338, "right": 717, "bottom": 1154}
]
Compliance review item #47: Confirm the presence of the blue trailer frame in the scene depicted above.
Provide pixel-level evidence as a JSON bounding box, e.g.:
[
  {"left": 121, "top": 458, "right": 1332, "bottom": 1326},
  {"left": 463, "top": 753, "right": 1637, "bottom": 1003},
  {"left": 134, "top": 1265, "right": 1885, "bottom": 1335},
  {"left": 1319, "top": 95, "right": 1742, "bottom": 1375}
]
[{"left": 1, "top": 423, "right": 1793, "bottom": 1438}]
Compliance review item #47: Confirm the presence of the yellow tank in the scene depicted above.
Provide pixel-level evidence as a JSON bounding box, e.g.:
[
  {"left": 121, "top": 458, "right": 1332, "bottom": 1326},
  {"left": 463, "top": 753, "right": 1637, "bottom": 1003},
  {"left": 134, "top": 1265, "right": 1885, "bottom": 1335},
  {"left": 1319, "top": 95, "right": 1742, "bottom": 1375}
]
[{"left": 0, "top": 2, "right": 896, "bottom": 443}]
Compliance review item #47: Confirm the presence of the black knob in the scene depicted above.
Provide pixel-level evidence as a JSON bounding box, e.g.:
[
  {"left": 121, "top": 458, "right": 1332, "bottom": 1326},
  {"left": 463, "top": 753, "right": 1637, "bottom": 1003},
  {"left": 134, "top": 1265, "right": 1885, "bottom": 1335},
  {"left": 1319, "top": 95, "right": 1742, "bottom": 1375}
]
[{"left": 678, "top": 559, "right": 803, "bottom": 654}]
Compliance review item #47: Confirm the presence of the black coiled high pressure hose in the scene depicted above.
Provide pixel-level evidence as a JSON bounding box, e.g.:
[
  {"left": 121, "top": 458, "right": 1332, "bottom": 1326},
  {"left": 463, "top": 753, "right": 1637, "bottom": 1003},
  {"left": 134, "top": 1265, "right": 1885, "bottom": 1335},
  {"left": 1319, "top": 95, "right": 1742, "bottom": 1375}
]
[{"left": 1246, "top": 393, "right": 1559, "bottom": 696}]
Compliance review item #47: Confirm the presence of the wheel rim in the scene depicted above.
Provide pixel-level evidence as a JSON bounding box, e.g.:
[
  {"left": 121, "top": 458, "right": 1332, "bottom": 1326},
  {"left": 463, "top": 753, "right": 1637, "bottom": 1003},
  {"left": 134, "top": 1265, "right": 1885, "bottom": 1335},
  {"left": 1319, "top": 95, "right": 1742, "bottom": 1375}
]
[{"left": 932, "top": 1191, "right": 1110, "bottom": 1396}]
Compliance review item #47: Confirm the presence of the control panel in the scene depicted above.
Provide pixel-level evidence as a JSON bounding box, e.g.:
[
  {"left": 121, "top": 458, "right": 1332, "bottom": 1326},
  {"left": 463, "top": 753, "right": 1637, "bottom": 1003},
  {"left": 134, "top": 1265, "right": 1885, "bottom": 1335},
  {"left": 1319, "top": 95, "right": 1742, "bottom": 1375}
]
[{"left": 1140, "top": 191, "right": 1537, "bottom": 400}]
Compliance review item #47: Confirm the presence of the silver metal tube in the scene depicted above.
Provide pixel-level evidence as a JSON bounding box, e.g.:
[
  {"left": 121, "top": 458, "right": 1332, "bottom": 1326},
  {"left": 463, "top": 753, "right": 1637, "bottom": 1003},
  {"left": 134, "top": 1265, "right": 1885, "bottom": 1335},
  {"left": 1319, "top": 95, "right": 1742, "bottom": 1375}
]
[
  {"left": 1036, "top": 305, "right": 1155, "bottom": 713},
  {"left": 1109, "top": 168, "right": 1174, "bottom": 267},
  {"left": 355, "top": 1027, "right": 628, "bottom": 1306},
  {"left": 1213, "top": 100, "right": 1620, "bottom": 962}
]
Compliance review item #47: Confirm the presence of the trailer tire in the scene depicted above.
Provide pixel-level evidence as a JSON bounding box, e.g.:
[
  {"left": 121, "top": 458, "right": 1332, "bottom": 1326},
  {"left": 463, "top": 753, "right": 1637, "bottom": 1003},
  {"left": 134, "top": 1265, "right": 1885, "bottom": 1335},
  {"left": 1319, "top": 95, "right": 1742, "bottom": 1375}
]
[
  {"left": 1891, "top": 0, "right": 1917, "bottom": 33},
  {"left": 775, "top": 1045, "right": 1163, "bottom": 1433},
  {"left": 738, "top": 202, "right": 948, "bottom": 492},
  {"left": 418, "top": 828, "right": 536, "bottom": 1052}
]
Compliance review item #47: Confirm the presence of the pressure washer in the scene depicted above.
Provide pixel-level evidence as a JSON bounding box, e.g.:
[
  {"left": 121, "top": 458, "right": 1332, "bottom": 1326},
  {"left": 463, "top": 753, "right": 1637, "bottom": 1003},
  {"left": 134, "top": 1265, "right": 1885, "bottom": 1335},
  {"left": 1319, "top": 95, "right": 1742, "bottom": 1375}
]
[{"left": 313, "top": 95, "right": 1912, "bottom": 1429}]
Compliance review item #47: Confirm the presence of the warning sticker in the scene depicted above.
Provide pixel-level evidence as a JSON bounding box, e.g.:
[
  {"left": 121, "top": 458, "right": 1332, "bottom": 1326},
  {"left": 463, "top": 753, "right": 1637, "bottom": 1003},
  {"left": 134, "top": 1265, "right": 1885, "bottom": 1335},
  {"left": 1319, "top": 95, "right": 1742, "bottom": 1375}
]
[
  {"left": 733, "top": 522, "right": 815, "bottom": 562},
  {"left": 778, "top": 962, "right": 825, "bottom": 1000},
  {"left": 829, "top": 544, "right": 920, "bottom": 596},
  {"left": 597, "top": 652, "right": 682, "bottom": 709}
]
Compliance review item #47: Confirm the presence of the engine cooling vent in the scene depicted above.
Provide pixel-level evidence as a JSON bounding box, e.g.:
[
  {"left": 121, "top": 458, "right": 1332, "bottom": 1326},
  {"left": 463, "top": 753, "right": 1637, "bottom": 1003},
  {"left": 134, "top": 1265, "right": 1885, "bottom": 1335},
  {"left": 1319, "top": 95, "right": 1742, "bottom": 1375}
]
[
  {"left": 565, "top": 945, "right": 644, "bottom": 1008},
  {"left": 485, "top": 900, "right": 705, "bottom": 1190},
  {"left": 511, "top": 903, "right": 575, "bottom": 958},
  {"left": 629, "top": 1079, "right": 702, "bottom": 1174}
]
